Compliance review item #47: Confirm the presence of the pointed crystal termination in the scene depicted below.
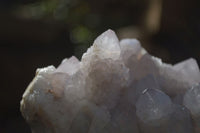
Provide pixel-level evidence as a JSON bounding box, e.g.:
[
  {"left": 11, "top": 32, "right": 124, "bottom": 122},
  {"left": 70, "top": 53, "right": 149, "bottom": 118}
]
[
  {"left": 183, "top": 84, "right": 200, "bottom": 132},
  {"left": 82, "top": 29, "right": 121, "bottom": 62},
  {"left": 120, "top": 39, "right": 144, "bottom": 63},
  {"left": 158, "top": 58, "right": 200, "bottom": 96},
  {"left": 173, "top": 58, "right": 200, "bottom": 83},
  {"left": 21, "top": 29, "right": 200, "bottom": 133},
  {"left": 136, "top": 89, "right": 173, "bottom": 133},
  {"left": 56, "top": 56, "right": 80, "bottom": 75},
  {"left": 119, "top": 38, "right": 147, "bottom": 81},
  {"left": 93, "top": 29, "right": 120, "bottom": 53}
]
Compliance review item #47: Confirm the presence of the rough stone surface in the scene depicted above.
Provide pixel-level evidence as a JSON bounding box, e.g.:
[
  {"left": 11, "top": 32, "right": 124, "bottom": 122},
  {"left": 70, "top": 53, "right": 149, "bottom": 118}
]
[{"left": 21, "top": 29, "right": 200, "bottom": 133}]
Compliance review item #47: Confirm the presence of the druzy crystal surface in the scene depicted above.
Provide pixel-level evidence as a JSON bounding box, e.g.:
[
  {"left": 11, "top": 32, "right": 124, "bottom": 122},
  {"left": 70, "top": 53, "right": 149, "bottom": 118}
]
[{"left": 21, "top": 30, "right": 200, "bottom": 133}]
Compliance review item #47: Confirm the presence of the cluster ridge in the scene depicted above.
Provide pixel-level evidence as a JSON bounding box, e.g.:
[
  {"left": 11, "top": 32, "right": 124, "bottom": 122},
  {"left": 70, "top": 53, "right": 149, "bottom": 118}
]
[{"left": 21, "top": 30, "right": 200, "bottom": 133}]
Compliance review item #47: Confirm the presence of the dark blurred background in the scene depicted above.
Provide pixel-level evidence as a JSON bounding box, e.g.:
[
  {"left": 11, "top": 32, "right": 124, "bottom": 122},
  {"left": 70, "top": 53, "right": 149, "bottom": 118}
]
[{"left": 0, "top": 0, "right": 200, "bottom": 132}]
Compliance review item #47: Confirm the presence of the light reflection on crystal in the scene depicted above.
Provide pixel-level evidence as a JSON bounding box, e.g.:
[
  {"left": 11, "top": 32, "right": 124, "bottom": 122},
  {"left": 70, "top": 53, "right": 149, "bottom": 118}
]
[{"left": 21, "top": 30, "right": 200, "bottom": 133}]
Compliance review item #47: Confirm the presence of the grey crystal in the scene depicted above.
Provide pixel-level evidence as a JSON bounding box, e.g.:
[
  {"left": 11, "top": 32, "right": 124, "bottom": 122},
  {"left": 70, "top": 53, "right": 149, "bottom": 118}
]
[{"left": 20, "top": 29, "right": 199, "bottom": 133}]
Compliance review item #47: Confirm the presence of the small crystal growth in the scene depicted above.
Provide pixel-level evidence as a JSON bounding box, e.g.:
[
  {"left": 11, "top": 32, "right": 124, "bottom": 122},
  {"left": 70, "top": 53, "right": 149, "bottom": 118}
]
[{"left": 21, "top": 29, "right": 200, "bottom": 133}]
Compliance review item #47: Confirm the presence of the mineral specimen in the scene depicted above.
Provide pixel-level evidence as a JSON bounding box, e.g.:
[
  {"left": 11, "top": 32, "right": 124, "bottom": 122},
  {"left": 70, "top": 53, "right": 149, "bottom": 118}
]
[{"left": 21, "top": 29, "right": 200, "bottom": 133}]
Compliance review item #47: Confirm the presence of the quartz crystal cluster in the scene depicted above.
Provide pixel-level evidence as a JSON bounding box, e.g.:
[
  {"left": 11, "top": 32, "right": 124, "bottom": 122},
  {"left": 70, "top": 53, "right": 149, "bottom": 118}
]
[{"left": 21, "top": 30, "right": 200, "bottom": 133}]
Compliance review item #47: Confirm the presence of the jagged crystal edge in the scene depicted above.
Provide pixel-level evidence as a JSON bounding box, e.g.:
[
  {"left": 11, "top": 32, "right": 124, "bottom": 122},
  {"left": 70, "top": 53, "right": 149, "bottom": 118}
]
[{"left": 20, "top": 29, "right": 200, "bottom": 133}]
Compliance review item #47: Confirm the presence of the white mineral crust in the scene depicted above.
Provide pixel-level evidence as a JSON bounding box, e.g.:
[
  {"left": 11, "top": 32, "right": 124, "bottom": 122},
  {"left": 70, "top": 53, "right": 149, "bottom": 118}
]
[{"left": 21, "top": 29, "right": 200, "bottom": 133}]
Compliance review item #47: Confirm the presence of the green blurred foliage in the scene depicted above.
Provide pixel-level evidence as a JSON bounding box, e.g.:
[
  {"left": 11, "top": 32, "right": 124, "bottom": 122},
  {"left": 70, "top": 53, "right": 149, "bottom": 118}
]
[
  {"left": 15, "top": 0, "right": 101, "bottom": 57},
  {"left": 14, "top": 0, "right": 148, "bottom": 57}
]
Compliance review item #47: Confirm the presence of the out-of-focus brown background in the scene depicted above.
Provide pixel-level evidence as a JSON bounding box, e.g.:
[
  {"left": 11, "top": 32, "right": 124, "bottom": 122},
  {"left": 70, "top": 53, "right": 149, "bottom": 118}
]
[{"left": 0, "top": 0, "right": 200, "bottom": 132}]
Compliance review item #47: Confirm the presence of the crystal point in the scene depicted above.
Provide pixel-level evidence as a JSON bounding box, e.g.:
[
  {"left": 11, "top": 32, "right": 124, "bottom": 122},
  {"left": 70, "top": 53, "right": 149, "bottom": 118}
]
[
  {"left": 21, "top": 30, "right": 200, "bottom": 133},
  {"left": 56, "top": 56, "right": 80, "bottom": 75}
]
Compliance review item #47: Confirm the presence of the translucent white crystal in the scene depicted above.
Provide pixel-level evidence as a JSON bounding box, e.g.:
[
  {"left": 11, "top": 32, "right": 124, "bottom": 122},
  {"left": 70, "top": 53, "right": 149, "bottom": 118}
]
[
  {"left": 93, "top": 29, "right": 120, "bottom": 54},
  {"left": 21, "top": 69, "right": 85, "bottom": 133},
  {"left": 120, "top": 39, "right": 143, "bottom": 62},
  {"left": 20, "top": 29, "right": 200, "bottom": 133},
  {"left": 56, "top": 56, "right": 80, "bottom": 75},
  {"left": 82, "top": 29, "right": 121, "bottom": 63},
  {"left": 158, "top": 58, "right": 200, "bottom": 96},
  {"left": 86, "top": 59, "right": 129, "bottom": 110},
  {"left": 173, "top": 58, "right": 200, "bottom": 82},
  {"left": 119, "top": 38, "right": 148, "bottom": 81}
]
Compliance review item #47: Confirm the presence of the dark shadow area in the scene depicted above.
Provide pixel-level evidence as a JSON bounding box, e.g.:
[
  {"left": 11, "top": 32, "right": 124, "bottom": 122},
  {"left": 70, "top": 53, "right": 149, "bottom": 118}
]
[{"left": 0, "top": 0, "right": 200, "bottom": 132}]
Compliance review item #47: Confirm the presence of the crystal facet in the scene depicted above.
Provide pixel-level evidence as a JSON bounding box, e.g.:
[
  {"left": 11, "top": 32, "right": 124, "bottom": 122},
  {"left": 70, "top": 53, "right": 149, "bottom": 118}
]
[{"left": 21, "top": 30, "right": 200, "bottom": 133}]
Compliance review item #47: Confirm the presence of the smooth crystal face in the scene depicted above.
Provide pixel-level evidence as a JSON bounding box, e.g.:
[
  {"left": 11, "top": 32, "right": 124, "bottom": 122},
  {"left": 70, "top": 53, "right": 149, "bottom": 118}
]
[
  {"left": 21, "top": 30, "right": 200, "bottom": 133},
  {"left": 136, "top": 89, "right": 173, "bottom": 124}
]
